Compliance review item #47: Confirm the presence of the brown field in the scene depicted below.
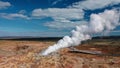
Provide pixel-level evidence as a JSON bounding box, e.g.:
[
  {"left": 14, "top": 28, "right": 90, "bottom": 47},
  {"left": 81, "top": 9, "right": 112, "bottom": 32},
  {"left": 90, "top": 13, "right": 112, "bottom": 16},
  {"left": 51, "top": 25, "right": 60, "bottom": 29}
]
[{"left": 0, "top": 39, "right": 120, "bottom": 68}]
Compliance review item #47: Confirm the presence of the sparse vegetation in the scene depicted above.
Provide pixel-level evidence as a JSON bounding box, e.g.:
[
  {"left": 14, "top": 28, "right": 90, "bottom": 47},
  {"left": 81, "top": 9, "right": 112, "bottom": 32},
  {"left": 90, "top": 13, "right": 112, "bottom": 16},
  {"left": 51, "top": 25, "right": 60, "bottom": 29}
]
[{"left": 0, "top": 38, "right": 119, "bottom": 68}]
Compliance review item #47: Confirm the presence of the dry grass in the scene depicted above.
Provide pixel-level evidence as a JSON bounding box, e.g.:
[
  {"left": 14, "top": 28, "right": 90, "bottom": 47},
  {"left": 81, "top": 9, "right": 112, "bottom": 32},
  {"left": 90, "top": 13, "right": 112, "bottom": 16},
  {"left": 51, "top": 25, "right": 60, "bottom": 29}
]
[{"left": 0, "top": 40, "right": 119, "bottom": 68}]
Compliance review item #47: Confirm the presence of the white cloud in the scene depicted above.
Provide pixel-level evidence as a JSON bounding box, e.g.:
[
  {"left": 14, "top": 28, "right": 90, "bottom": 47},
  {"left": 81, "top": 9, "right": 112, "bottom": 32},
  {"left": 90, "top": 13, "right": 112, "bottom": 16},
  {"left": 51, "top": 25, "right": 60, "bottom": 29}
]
[
  {"left": 0, "top": 13, "right": 30, "bottom": 20},
  {"left": 70, "top": 0, "right": 120, "bottom": 10},
  {"left": 0, "top": 1, "right": 11, "bottom": 9},
  {"left": 32, "top": 8, "right": 84, "bottom": 29},
  {"left": 52, "top": 0, "right": 63, "bottom": 5},
  {"left": 31, "top": 0, "right": 120, "bottom": 29},
  {"left": 18, "top": 10, "right": 27, "bottom": 14},
  {"left": 44, "top": 20, "right": 87, "bottom": 29},
  {"left": 32, "top": 8, "right": 84, "bottom": 20}
]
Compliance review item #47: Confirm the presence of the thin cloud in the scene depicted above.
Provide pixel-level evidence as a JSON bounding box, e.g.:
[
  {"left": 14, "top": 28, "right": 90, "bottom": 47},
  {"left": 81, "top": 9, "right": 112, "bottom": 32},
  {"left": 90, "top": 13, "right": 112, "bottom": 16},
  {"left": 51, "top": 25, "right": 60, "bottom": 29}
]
[
  {"left": 0, "top": 1, "right": 11, "bottom": 9},
  {"left": 0, "top": 13, "right": 30, "bottom": 20},
  {"left": 70, "top": 0, "right": 120, "bottom": 10},
  {"left": 32, "top": 8, "right": 84, "bottom": 29},
  {"left": 52, "top": 0, "right": 63, "bottom": 5},
  {"left": 32, "top": 8, "right": 84, "bottom": 20},
  {"left": 44, "top": 21, "right": 87, "bottom": 29}
]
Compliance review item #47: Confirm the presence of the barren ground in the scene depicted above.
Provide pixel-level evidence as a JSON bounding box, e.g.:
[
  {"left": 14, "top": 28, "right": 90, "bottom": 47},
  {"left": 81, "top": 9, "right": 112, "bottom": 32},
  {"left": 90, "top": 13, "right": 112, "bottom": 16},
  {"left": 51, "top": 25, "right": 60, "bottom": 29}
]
[{"left": 0, "top": 38, "right": 120, "bottom": 68}]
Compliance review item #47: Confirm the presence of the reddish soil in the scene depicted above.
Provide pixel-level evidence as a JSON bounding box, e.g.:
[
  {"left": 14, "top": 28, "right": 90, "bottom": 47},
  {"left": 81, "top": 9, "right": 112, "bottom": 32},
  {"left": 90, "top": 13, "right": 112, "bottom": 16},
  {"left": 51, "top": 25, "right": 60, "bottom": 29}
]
[{"left": 0, "top": 40, "right": 120, "bottom": 68}]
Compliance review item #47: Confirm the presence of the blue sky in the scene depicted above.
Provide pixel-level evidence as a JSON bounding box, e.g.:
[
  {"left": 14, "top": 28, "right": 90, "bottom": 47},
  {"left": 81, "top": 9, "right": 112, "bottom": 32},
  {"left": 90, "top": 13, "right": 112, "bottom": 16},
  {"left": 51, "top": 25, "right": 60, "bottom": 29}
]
[{"left": 0, "top": 0, "right": 120, "bottom": 37}]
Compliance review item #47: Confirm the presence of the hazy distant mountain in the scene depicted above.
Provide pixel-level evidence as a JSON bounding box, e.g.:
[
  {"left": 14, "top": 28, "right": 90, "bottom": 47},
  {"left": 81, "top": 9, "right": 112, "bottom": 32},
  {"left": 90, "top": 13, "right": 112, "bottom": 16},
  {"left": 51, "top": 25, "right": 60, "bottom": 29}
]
[{"left": 0, "top": 36, "right": 120, "bottom": 41}]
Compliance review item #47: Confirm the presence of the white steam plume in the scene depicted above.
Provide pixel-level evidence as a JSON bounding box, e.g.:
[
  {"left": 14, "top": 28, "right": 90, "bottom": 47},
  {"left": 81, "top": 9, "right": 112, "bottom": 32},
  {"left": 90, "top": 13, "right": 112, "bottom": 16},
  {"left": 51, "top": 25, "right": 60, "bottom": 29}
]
[{"left": 41, "top": 9, "right": 120, "bottom": 56}]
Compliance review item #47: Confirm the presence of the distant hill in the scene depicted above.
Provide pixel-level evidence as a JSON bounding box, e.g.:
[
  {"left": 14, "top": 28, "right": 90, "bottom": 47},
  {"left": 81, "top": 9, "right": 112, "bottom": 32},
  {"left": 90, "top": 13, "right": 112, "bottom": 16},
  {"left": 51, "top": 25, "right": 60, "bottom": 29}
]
[
  {"left": 0, "top": 36, "right": 62, "bottom": 41},
  {"left": 0, "top": 36, "right": 120, "bottom": 41},
  {"left": 93, "top": 36, "right": 120, "bottom": 39}
]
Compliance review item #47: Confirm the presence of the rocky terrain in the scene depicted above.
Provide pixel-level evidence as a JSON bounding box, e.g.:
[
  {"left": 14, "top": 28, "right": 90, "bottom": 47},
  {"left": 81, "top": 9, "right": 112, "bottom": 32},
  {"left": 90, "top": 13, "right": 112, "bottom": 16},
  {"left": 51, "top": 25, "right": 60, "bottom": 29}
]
[{"left": 0, "top": 38, "right": 120, "bottom": 68}]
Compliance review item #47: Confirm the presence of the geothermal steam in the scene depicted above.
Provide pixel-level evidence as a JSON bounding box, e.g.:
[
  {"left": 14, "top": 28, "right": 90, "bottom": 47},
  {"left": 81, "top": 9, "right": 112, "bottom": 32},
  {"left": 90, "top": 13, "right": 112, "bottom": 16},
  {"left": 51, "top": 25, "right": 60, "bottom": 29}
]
[{"left": 41, "top": 9, "right": 120, "bottom": 56}]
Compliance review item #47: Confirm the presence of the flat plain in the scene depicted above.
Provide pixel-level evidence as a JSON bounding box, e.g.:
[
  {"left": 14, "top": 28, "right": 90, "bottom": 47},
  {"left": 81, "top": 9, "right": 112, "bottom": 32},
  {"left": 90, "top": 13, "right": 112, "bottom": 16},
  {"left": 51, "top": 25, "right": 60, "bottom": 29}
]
[{"left": 0, "top": 37, "right": 120, "bottom": 68}]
